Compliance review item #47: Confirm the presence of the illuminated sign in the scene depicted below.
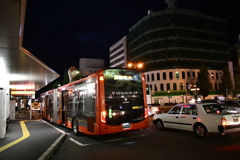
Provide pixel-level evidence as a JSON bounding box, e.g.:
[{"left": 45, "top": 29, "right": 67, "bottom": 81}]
[
  {"left": 11, "top": 91, "right": 35, "bottom": 95},
  {"left": 114, "top": 75, "right": 133, "bottom": 80}
]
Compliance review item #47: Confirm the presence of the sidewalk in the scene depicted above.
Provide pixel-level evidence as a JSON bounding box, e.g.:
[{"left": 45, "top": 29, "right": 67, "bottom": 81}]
[{"left": 0, "top": 117, "right": 66, "bottom": 160}]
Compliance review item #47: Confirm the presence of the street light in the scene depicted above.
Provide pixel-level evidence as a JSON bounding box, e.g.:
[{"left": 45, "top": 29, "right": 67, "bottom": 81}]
[
  {"left": 127, "top": 62, "right": 143, "bottom": 69},
  {"left": 190, "top": 84, "right": 199, "bottom": 100}
]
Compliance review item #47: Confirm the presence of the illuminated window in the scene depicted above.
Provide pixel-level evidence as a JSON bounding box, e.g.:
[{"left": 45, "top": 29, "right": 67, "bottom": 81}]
[
  {"left": 211, "top": 72, "right": 214, "bottom": 80},
  {"left": 175, "top": 71, "right": 179, "bottom": 79}
]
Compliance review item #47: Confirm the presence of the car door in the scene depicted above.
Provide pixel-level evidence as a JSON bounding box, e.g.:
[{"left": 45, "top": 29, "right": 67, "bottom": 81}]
[
  {"left": 179, "top": 105, "right": 198, "bottom": 131},
  {"left": 162, "top": 105, "right": 182, "bottom": 129}
]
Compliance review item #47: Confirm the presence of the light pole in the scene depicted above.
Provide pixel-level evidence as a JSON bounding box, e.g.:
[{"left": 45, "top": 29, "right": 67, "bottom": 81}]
[{"left": 168, "top": 90, "right": 170, "bottom": 103}]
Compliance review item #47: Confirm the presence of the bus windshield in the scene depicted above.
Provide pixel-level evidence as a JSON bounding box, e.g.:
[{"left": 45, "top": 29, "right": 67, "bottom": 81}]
[{"left": 103, "top": 68, "right": 143, "bottom": 96}]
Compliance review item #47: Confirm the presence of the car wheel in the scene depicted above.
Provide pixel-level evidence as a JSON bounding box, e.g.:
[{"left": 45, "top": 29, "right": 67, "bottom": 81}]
[
  {"left": 73, "top": 118, "right": 79, "bottom": 136},
  {"left": 194, "top": 124, "right": 208, "bottom": 138},
  {"left": 156, "top": 120, "right": 165, "bottom": 131}
]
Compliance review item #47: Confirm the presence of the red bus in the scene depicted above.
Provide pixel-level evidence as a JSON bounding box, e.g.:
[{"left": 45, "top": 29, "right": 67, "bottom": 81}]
[{"left": 40, "top": 68, "right": 149, "bottom": 135}]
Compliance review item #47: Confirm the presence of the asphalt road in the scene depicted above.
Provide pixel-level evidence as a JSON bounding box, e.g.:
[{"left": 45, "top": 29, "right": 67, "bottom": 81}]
[{"left": 49, "top": 117, "right": 240, "bottom": 160}]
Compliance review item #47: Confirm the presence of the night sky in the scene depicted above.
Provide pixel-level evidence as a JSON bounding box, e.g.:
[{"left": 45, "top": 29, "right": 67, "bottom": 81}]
[{"left": 23, "top": 0, "right": 240, "bottom": 80}]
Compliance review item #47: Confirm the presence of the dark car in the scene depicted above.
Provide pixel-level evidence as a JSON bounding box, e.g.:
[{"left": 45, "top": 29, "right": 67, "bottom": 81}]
[
  {"left": 200, "top": 99, "right": 220, "bottom": 104},
  {"left": 219, "top": 100, "right": 240, "bottom": 113}
]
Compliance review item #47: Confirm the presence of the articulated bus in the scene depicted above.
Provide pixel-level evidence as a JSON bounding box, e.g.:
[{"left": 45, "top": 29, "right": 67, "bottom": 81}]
[{"left": 40, "top": 68, "right": 149, "bottom": 135}]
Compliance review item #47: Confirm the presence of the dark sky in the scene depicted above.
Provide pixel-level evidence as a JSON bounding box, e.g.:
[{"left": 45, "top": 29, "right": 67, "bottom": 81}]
[{"left": 23, "top": 0, "right": 240, "bottom": 79}]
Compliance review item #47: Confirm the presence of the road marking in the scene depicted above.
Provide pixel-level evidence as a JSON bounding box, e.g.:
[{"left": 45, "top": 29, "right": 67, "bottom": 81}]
[
  {"left": 42, "top": 120, "right": 66, "bottom": 134},
  {"left": 0, "top": 120, "right": 31, "bottom": 152},
  {"left": 69, "top": 138, "right": 90, "bottom": 146},
  {"left": 68, "top": 131, "right": 148, "bottom": 147}
]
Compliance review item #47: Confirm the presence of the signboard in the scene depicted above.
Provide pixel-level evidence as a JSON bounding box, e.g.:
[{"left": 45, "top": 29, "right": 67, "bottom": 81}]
[{"left": 31, "top": 101, "right": 40, "bottom": 110}]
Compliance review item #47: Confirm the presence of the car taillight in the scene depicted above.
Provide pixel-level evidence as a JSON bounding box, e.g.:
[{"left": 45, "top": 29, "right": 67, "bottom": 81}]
[
  {"left": 101, "top": 111, "right": 106, "bottom": 123},
  {"left": 221, "top": 117, "right": 227, "bottom": 127}
]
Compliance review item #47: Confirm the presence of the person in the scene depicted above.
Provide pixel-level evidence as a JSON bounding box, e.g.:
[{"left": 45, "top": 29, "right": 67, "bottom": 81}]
[{"left": 21, "top": 103, "right": 25, "bottom": 112}]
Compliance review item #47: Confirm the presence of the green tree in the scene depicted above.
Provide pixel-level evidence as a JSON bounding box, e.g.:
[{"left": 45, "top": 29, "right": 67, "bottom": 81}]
[
  {"left": 72, "top": 74, "right": 83, "bottom": 81},
  {"left": 196, "top": 64, "right": 212, "bottom": 99},
  {"left": 233, "top": 74, "right": 240, "bottom": 98},
  {"left": 51, "top": 81, "right": 60, "bottom": 89},
  {"left": 62, "top": 71, "right": 69, "bottom": 85},
  {"left": 219, "top": 67, "right": 233, "bottom": 98}
]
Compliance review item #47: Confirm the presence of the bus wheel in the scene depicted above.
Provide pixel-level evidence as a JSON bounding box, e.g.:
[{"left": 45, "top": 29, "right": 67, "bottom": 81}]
[{"left": 73, "top": 118, "right": 79, "bottom": 136}]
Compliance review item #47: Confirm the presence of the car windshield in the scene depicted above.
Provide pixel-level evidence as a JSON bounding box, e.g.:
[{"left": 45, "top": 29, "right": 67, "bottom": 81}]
[{"left": 203, "top": 104, "right": 224, "bottom": 114}]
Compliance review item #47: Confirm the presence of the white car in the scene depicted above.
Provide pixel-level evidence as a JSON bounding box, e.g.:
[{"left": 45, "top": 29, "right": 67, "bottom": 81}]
[
  {"left": 148, "top": 106, "right": 159, "bottom": 116},
  {"left": 152, "top": 103, "right": 240, "bottom": 138}
]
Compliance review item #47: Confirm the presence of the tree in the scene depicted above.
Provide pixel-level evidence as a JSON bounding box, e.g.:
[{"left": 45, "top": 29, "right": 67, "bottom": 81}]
[
  {"left": 196, "top": 64, "right": 212, "bottom": 99},
  {"left": 72, "top": 74, "right": 83, "bottom": 81},
  {"left": 62, "top": 71, "right": 69, "bottom": 85},
  {"left": 219, "top": 67, "right": 233, "bottom": 98},
  {"left": 51, "top": 81, "right": 60, "bottom": 89}
]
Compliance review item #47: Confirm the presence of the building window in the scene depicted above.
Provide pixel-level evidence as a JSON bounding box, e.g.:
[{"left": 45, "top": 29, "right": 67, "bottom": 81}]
[
  {"left": 173, "top": 83, "right": 177, "bottom": 90},
  {"left": 160, "top": 84, "right": 164, "bottom": 91},
  {"left": 215, "top": 83, "right": 218, "bottom": 90},
  {"left": 163, "top": 72, "right": 166, "bottom": 80},
  {"left": 179, "top": 83, "right": 183, "bottom": 90},
  {"left": 211, "top": 72, "right": 214, "bottom": 80},
  {"left": 154, "top": 84, "right": 157, "bottom": 91},
  {"left": 175, "top": 71, "right": 179, "bottom": 79},
  {"left": 182, "top": 71, "right": 185, "bottom": 79},
  {"left": 216, "top": 73, "right": 219, "bottom": 80},
  {"left": 187, "top": 71, "right": 190, "bottom": 79},
  {"left": 151, "top": 73, "right": 155, "bottom": 81},
  {"left": 157, "top": 73, "right": 160, "bottom": 80},
  {"left": 167, "top": 83, "right": 170, "bottom": 90},
  {"left": 147, "top": 75, "right": 149, "bottom": 82},
  {"left": 169, "top": 72, "right": 173, "bottom": 80},
  {"left": 192, "top": 72, "right": 195, "bottom": 79}
]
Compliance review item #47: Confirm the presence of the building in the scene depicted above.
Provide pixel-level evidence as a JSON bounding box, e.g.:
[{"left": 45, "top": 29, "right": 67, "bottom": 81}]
[
  {"left": 109, "top": 0, "right": 232, "bottom": 103},
  {"left": 79, "top": 58, "right": 104, "bottom": 77},
  {"left": 0, "top": 0, "right": 59, "bottom": 138},
  {"left": 230, "top": 43, "right": 240, "bottom": 75},
  {"left": 109, "top": 36, "right": 128, "bottom": 68}
]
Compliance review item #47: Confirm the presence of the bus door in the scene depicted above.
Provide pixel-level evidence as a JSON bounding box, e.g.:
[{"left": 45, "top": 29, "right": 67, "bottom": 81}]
[
  {"left": 85, "top": 83, "right": 96, "bottom": 133},
  {"left": 60, "top": 91, "right": 67, "bottom": 125}
]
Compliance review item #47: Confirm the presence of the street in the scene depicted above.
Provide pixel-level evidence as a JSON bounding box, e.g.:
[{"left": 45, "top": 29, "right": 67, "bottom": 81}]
[{"left": 49, "top": 117, "right": 240, "bottom": 160}]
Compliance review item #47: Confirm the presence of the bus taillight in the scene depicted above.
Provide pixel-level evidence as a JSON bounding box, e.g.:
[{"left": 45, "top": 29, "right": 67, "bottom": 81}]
[
  {"left": 99, "top": 75, "right": 104, "bottom": 81},
  {"left": 144, "top": 107, "right": 148, "bottom": 118},
  {"left": 101, "top": 111, "right": 106, "bottom": 123}
]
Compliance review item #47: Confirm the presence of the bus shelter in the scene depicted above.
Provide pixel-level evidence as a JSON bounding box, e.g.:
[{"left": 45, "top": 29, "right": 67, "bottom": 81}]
[{"left": 0, "top": 0, "right": 59, "bottom": 138}]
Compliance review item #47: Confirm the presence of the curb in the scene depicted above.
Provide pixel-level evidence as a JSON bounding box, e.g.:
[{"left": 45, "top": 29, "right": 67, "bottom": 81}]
[{"left": 38, "top": 121, "right": 67, "bottom": 160}]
